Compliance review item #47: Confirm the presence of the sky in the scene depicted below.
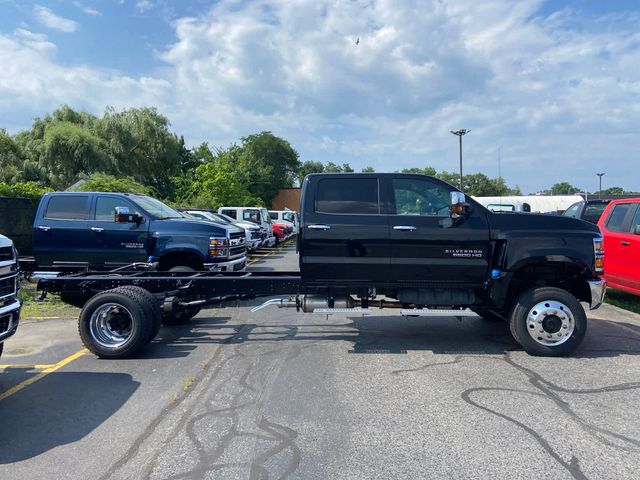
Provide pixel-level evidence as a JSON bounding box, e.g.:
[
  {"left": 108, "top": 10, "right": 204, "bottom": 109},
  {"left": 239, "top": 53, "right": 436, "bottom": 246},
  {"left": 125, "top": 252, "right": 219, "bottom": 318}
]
[{"left": 0, "top": 0, "right": 638, "bottom": 194}]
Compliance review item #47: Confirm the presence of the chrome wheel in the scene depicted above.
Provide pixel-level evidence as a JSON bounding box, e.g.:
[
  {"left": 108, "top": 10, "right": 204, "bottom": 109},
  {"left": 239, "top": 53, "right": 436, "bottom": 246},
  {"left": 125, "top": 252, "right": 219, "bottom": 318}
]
[
  {"left": 526, "top": 300, "right": 575, "bottom": 346},
  {"left": 89, "top": 302, "right": 134, "bottom": 348}
]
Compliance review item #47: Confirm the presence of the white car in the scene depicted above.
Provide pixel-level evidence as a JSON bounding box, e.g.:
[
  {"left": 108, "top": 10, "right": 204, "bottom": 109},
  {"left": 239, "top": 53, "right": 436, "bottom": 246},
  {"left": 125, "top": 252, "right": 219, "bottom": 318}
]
[
  {"left": 218, "top": 207, "right": 276, "bottom": 247},
  {"left": 184, "top": 210, "right": 263, "bottom": 251}
]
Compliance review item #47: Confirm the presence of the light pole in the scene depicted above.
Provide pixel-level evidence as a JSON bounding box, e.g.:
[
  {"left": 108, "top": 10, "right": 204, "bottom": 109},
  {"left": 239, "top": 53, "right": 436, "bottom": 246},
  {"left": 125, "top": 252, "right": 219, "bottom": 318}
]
[
  {"left": 597, "top": 172, "right": 605, "bottom": 199},
  {"left": 450, "top": 129, "right": 470, "bottom": 190}
]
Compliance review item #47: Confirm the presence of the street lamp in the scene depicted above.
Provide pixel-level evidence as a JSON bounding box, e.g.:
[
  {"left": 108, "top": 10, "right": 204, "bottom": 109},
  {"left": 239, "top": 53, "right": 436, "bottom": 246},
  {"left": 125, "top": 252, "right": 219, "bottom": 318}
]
[
  {"left": 596, "top": 172, "right": 605, "bottom": 199},
  {"left": 450, "top": 129, "right": 470, "bottom": 190}
]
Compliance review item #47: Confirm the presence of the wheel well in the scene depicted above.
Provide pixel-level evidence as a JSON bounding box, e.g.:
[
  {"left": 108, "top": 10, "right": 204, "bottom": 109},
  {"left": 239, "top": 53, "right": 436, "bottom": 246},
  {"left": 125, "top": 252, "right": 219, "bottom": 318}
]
[
  {"left": 158, "top": 251, "right": 204, "bottom": 271},
  {"left": 506, "top": 262, "right": 591, "bottom": 310}
]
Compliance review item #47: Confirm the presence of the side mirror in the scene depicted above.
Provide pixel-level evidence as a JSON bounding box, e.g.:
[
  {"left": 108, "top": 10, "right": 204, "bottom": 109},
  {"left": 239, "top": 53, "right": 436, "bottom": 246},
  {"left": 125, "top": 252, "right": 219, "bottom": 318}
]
[
  {"left": 449, "top": 192, "right": 469, "bottom": 218},
  {"left": 114, "top": 206, "right": 142, "bottom": 224}
]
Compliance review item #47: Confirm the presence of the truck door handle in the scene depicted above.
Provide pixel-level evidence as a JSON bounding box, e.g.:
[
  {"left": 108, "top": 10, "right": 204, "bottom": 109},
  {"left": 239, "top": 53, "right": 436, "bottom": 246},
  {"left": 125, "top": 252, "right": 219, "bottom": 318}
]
[
  {"left": 90, "top": 227, "right": 105, "bottom": 233},
  {"left": 307, "top": 224, "right": 331, "bottom": 231},
  {"left": 37, "top": 226, "right": 51, "bottom": 232},
  {"left": 393, "top": 225, "right": 417, "bottom": 231},
  {"left": 620, "top": 241, "right": 631, "bottom": 246}
]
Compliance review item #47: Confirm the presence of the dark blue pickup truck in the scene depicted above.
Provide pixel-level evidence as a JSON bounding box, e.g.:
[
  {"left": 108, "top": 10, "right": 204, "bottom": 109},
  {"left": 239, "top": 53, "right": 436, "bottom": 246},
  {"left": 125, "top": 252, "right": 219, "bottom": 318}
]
[{"left": 29, "top": 192, "right": 247, "bottom": 273}]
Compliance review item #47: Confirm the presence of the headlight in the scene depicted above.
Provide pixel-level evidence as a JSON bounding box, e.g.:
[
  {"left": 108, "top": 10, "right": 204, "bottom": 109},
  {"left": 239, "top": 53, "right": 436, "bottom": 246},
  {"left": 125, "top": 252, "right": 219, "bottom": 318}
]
[{"left": 209, "top": 237, "right": 229, "bottom": 258}]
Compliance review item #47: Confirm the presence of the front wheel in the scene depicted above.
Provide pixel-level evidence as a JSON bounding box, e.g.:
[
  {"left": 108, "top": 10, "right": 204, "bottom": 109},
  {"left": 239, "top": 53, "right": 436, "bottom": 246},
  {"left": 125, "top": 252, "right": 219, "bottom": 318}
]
[{"left": 509, "top": 287, "right": 587, "bottom": 356}]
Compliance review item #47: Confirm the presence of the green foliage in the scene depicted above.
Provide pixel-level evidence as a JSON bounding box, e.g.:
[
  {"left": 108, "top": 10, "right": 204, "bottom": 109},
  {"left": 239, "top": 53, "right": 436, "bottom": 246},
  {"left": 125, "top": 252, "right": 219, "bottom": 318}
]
[
  {"left": 601, "top": 186, "right": 625, "bottom": 195},
  {"left": 324, "top": 162, "right": 354, "bottom": 173},
  {"left": 186, "top": 159, "right": 262, "bottom": 209},
  {"left": 72, "top": 173, "right": 154, "bottom": 195},
  {"left": 546, "top": 182, "right": 581, "bottom": 195},
  {"left": 401, "top": 167, "right": 438, "bottom": 176},
  {"left": 0, "top": 181, "right": 51, "bottom": 201},
  {"left": 297, "top": 161, "right": 325, "bottom": 184},
  {"left": 361, "top": 166, "right": 376, "bottom": 173},
  {"left": 43, "top": 121, "right": 105, "bottom": 188}
]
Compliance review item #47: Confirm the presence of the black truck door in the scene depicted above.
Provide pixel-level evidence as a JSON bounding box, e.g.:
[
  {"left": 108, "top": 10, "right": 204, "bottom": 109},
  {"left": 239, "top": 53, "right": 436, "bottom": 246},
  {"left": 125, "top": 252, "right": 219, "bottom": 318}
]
[
  {"left": 386, "top": 176, "right": 490, "bottom": 286},
  {"left": 300, "top": 175, "right": 389, "bottom": 283}
]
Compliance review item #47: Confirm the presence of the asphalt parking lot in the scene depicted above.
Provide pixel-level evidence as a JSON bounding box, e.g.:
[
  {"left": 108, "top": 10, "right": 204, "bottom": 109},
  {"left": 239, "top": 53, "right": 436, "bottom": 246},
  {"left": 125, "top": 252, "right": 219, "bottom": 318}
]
[{"left": 1, "top": 241, "right": 640, "bottom": 480}]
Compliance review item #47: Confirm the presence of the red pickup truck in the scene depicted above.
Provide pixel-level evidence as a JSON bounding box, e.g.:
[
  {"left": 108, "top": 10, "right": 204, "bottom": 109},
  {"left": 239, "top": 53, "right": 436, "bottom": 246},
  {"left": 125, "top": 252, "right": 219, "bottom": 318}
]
[{"left": 598, "top": 198, "right": 640, "bottom": 295}]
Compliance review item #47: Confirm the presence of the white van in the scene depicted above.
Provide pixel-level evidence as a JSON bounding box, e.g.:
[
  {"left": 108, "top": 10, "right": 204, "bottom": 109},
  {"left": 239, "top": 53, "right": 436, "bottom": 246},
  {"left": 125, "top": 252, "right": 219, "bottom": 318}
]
[
  {"left": 268, "top": 210, "right": 298, "bottom": 232},
  {"left": 218, "top": 207, "right": 276, "bottom": 247}
]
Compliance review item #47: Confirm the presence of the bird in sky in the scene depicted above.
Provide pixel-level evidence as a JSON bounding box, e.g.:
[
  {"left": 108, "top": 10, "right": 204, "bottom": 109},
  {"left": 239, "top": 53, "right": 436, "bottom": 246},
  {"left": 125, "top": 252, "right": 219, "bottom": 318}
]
[{"left": 355, "top": 37, "right": 360, "bottom": 45}]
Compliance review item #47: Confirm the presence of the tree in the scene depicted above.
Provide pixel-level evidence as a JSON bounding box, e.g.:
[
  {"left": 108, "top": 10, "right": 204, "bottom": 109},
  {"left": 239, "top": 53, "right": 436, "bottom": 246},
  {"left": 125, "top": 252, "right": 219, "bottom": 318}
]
[
  {"left": 233, "top": 132, "right": 300, "bottom": 206},
  {"left": 96, "top": 107, "right": 182, "bottom": 197},
  {"left": 546, "top": 182, "right": 580, "bottom": 195},
  {"left": 186, "top": 159, "right": 261, "bottom": 209},
  {"left": 401, "top": 167, "right": 437, "bottom": 176},
  {"left": 297, "top": 161, "right": 325, "bottom": 184},
  {"left": 72, "top": 173, "right": 154, "bottom": 195},
  {"left": 361, "top": 166, "right": 375, "bottom": 173},
  {"left": 601, "top": 186, "right": 625, "bottom": 195},
  {"left": 0, "top": 129, "right": 25, "bottom": 183},
  {"left": 42, "top": 121, "right": 105, "bottom": 189}
]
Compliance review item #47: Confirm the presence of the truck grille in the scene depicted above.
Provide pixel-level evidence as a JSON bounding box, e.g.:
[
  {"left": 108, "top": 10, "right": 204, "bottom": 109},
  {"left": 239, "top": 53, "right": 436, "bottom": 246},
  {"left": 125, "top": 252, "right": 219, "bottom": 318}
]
[
  {"left": 229, "top": 231, "right": 246, "bottom": 257},
  {"left": 0, "top": 274, "right": 18, "bottom": 299},
  {"left": 0, "top": 247, "right": 14, "bottom": 262}
]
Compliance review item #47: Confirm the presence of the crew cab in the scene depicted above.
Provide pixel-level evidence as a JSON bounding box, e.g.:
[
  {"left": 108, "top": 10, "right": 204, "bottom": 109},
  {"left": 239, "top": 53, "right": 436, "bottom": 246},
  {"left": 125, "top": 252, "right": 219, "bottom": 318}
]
[
  {"left": 0, "top": 234, "right": 21, "bottom": 359},
  {"left": 30, "top": 192, "right": 247, "bottom": 273},
  {"left": 41, "top": 173, "right": 606, "bottom": 359},
  {"left": 597, "top": 198, "right": 640, "bottom": 295}
]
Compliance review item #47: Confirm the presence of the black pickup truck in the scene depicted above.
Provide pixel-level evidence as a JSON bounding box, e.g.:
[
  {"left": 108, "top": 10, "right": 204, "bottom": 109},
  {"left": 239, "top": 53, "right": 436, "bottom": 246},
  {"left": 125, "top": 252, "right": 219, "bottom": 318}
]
[{"left": 39, "top": 173, "right": 605, "bottom": 358}]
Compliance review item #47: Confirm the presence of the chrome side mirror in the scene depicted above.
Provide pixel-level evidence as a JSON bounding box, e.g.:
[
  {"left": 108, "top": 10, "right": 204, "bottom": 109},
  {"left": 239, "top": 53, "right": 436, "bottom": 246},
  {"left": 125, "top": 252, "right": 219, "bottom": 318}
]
[{"left": 114, "top": 206, "right": 142, "bottom": 223}]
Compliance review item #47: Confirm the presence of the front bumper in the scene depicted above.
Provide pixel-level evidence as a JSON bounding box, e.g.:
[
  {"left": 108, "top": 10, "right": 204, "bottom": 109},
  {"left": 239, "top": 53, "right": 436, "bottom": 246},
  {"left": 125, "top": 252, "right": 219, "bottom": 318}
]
[
  {"left": 0, "top": 298, "right": 21, "bottom": 343},
  {"left": 246, "top": 239, "right": 261, "bottom": 252},
  {"left": 205, "top": 255, "right": 247, "bottom": 272},
  {"left": 587, "top": 278, "right": 606, "bottom": 310}
]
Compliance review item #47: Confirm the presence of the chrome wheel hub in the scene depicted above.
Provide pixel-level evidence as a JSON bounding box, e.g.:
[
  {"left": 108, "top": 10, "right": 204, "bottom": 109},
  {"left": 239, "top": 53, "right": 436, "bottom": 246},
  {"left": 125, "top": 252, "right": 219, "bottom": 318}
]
[
  {"left": 89, "top": 303, "right": 133, "bottom": 348},
  {"left": 526, "top": 300, "right": 574, "bottom": 346}
]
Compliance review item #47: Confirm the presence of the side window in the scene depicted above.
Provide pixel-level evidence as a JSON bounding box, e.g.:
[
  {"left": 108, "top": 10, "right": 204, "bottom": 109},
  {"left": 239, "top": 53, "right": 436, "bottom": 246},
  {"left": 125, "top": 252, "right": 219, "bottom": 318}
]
[
  {"left": 44, "top": 196, "right": 89, "bottom": 220},
  {"left": 316, "top": 178, "right": 379, "bottom": 214},
  {"left": 392, "top": 178, "right": 450, "bottom": 216},
  {"left": 95, "top": 197, "right": 134, "bottom": 221},
  {"left": 605, "top": 204, "right": 632, "bottom": 232},
  {"left": 269, "top": 212, "right": 278, "bottom": 220},
  {"left": 563, "top": 203, "right": 580, "bottom": 218},
  {"left": 243, "top": 209, "right": 260, "bottom": 223},
  {"left": 221, "top": 209, "right": 236, "bottom": 219}
]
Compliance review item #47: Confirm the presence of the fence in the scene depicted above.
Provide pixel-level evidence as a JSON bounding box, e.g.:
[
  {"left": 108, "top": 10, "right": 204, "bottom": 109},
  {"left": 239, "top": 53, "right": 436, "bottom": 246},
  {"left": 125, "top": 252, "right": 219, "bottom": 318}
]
[{"left": 0, "top": 197, "right": 38, "bottom": 255}]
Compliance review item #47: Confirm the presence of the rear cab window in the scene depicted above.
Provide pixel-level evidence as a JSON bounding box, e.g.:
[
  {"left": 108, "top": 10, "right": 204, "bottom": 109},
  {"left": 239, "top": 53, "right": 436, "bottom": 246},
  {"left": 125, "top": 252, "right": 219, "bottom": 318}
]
[
  {"left": 44, "top": 195, "right": 89, "bottom": 220},
  {"left": 315, "top": 178, "right": 379, "bottom": 214}
]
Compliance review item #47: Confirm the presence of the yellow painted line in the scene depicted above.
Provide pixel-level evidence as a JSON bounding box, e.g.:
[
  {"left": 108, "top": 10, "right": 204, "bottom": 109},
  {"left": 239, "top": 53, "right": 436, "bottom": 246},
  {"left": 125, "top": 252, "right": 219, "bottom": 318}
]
[
  {"left": 24, "top": 316, "right": 64, "bottom": 320},
  {"left": 248, "top": 241, "right": 293, "bottom": 265},
  {"left": 0, "top": 364, "right": 56, "bottom": 370},
  {"left": 0, "top": 348, "right": 88, "bottom": 402}
]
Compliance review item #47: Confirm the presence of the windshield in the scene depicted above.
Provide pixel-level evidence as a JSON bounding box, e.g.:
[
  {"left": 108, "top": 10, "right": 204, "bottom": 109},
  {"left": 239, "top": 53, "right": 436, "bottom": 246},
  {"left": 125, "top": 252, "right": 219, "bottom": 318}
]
[
  {"left": 283, "top": 212, "right": 295, "bottom": 223},
  {"left": 131, "top": 196, "right": 185, "bottom": 219}
]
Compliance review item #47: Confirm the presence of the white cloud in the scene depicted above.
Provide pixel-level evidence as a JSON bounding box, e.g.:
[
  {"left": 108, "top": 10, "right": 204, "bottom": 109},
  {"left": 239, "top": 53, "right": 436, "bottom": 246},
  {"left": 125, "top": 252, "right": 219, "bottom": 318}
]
[
  {"left": 73, "top": 1, "right": 101, "bottom": 16},
  {"left": 3, "top": 1, "right": 640, "bottom": 192},
  {"left": 0, "top": 29, "right": 171, "bottom": 132},
  {"left": 33, "top": 5, "right": 79, "bottom": 33},
  {"left": 136, "top": 1, "right": 154, "bottom": 13}
]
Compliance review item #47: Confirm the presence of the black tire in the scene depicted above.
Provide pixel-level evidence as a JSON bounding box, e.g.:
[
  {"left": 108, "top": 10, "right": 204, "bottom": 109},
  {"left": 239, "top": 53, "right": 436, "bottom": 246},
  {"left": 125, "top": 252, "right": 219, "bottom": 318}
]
[
  {"left": 112, "top": 286, "right": 162, "bottom": 342},
  {"left": 161, "top": 266, "right": 201, "bottom": 325},
  {"left": 78, "top": 288, "right": 153, "bottom": 359},
  {"left": 509, "top": 287, "right": 587, "bottom": 357}
]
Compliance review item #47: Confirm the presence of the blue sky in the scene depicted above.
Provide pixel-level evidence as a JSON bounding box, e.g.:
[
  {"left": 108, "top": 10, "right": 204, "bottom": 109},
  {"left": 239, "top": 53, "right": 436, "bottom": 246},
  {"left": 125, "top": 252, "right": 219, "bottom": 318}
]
[{"left": 0, "top": 0, "right": 638, "bottom": 193}]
